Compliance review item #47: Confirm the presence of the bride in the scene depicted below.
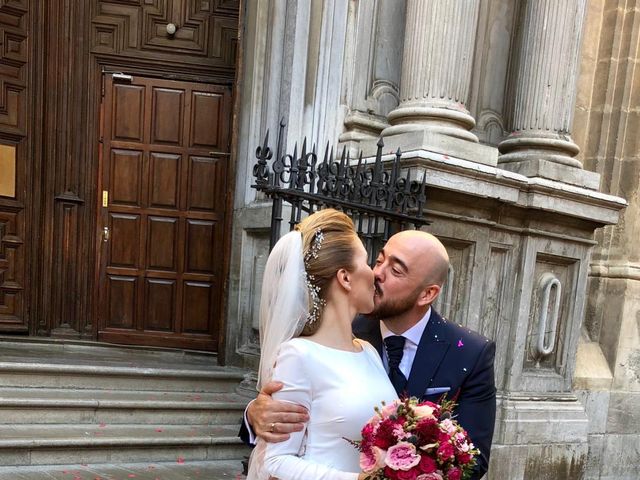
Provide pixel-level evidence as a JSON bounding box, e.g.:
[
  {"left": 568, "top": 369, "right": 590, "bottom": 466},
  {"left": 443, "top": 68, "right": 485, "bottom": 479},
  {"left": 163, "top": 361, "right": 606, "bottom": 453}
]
[{"left": 247, "top": 209, "right": 397, "bottom": 480}]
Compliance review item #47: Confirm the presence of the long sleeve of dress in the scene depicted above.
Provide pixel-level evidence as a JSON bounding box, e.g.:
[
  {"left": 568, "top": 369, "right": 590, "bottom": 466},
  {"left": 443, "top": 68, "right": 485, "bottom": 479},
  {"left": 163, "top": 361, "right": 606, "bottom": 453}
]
[{"left": 262, "top": 341, "right": 359, "bottom": 480}]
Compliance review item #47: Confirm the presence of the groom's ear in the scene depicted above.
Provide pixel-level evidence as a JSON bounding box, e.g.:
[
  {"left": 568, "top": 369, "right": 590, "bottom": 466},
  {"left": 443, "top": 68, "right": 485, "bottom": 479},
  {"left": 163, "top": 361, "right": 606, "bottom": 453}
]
[
  {"left": 336, "top": 268, "right": 351, "bottom": 291},
  {"left": 417, "top": 284, "right": 441, "bottom": 307}
]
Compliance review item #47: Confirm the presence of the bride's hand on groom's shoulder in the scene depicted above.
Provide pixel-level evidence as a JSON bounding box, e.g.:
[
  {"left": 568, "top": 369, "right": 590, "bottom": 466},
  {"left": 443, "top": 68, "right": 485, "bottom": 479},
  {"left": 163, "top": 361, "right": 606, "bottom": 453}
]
[{"left": 247, "top": 380, "right": 310, "bottom": 443}]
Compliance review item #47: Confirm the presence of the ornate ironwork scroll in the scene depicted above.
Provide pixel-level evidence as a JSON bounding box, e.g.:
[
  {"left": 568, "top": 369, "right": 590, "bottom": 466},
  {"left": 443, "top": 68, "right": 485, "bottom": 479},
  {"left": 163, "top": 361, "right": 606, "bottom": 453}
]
[{"left": 252, "top": 119, "right": 430, "bottom": 259}]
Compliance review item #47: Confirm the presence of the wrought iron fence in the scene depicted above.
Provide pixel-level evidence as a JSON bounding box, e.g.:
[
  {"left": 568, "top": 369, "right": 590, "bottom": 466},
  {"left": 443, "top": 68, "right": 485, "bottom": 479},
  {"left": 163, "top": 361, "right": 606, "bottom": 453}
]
[{"left": 251, "top": 119, "right": 430, "bottom": 260}]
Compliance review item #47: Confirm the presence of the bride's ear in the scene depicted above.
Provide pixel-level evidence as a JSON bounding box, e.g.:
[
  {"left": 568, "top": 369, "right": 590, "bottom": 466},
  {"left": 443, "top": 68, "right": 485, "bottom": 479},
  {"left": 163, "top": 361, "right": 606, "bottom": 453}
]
[{"left": 335, "top": 268, "right": 351, "bottom": 291}]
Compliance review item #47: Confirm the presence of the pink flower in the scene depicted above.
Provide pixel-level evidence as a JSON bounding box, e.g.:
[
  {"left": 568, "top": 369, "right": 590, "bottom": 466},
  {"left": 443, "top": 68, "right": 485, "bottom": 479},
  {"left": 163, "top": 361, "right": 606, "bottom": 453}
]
[
  {"left": 416, "top": 473, "right": 443, "bottom": 480},
  {"left": 413, "top": 404, "right": 436, "bottom": 419},
  {"left": 360, "top": 447, "right": 387, "bottom": 473},
  {"left": 437, "top": 442, "right": 455, "bottom": 462},
  {"left": 385, "top": 442, "right": 421, "bottom": 471},
  {"left": 440, "top": 419, "right": 456, "bottom": 434},
  {"left": 446, "top": 467, "right": 462, "bottom": 480},
  {"left": 360, "top": 450, "right": 377, "bottom": 473},
  {"left": 393, "top": 424, "right": 412, "bottom": 440},
  {"left": 381, "top": 401, "right": 400, "bottom": 418}
]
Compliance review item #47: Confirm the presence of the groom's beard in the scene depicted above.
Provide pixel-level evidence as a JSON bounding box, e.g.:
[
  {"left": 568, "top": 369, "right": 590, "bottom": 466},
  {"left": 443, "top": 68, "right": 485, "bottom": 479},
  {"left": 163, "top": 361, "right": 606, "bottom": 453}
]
[{"left": 368, "top": 282, "right": 422, "bottom": 320}]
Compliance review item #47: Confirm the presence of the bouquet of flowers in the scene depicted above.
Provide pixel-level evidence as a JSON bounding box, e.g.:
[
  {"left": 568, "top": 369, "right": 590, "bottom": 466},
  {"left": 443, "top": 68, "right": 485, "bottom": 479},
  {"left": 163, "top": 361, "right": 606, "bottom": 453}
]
[{"left": 351, "top": 397, "right": 479, "bottom": 480}]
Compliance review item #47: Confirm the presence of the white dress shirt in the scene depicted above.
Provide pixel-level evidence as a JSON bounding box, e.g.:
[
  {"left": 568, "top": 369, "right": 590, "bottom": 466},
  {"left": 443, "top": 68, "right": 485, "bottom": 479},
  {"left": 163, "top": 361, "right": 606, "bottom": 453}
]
[{"left": 380, "top": 307, "right": 431, "bottom": 378}]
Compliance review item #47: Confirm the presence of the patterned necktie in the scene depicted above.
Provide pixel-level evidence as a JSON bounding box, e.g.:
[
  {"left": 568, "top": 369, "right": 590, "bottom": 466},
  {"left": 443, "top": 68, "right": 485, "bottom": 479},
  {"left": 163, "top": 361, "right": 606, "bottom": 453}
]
[{"left": 384, "top": 335, "right": 408, "bottom": 395}]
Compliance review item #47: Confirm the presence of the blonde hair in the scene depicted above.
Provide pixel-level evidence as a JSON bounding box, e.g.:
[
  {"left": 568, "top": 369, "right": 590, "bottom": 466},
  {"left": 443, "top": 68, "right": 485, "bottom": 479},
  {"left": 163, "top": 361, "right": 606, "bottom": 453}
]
[{"left": 295, "top": 208, "right": 359, "bottom": 335}]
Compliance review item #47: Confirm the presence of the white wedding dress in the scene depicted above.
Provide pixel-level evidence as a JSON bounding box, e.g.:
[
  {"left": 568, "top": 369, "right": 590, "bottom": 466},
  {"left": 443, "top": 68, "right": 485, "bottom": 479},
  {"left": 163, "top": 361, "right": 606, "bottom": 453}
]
[{"left": 260, "top": 337, "right": 397, "bottom": 480}]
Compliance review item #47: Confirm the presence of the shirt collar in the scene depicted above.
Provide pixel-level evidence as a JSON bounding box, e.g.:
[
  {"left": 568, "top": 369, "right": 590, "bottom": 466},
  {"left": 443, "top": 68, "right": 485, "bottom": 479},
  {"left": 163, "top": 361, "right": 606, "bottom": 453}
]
[{"left": 380, "top": 307, "right": 431, "bottom": 346}]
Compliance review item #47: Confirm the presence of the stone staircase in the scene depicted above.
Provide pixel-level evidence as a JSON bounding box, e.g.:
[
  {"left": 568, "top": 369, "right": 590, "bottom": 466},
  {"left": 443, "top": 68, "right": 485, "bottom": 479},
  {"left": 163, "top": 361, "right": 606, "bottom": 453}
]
[{"left": 0, "top": 337, "right": 252, "bottom": 475}]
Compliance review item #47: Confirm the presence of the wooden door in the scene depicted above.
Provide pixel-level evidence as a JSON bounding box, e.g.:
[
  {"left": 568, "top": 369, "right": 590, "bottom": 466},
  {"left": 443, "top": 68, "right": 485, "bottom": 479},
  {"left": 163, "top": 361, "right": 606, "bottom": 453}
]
[{"left": 97, "top": 73, "right": 232, "bottom": 351}]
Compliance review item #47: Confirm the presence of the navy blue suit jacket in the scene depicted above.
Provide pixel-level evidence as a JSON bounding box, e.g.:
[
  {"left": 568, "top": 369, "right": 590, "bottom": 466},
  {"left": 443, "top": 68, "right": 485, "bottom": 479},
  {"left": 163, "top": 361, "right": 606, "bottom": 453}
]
[{"left": 352, "top": 310, "right": 496, "bottom": 479}]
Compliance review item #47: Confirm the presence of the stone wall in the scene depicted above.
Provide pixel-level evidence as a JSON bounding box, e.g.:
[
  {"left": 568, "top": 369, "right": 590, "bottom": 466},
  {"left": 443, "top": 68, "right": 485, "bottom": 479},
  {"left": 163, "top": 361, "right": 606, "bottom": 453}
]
[{"left": 573, "top": 1, "right": 640, "bottom": 478}]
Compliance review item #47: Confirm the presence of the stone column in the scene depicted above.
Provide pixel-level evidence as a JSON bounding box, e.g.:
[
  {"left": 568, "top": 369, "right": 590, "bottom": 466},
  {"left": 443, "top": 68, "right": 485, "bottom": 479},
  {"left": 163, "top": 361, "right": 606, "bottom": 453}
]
[
  {"left": 381, "top": 0, "right": 481, "bottom": 143},
  {"left": 498, "top": 0, "right": 598, "bottom": 189}
]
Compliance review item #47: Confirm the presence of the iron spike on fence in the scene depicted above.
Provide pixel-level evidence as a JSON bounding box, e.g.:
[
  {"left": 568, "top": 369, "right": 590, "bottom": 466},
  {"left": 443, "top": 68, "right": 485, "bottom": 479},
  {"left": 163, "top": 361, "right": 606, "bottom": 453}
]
[{"left": 251, "top": 120, "right": 430, "bottom": 252}]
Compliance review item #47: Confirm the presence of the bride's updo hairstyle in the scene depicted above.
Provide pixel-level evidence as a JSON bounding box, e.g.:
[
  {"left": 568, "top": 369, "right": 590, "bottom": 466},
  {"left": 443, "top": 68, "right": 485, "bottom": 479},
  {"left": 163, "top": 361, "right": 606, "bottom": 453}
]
[{"left": 295, "top": 208, "right": 359, "bottom": 336}]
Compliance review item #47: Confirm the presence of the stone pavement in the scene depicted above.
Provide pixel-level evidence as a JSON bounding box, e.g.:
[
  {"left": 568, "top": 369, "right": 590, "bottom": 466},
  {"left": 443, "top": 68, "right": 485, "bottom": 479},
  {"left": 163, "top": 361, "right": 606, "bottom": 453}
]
[{"left": 0, "top": 460, "right": 246, "bottom": 480}]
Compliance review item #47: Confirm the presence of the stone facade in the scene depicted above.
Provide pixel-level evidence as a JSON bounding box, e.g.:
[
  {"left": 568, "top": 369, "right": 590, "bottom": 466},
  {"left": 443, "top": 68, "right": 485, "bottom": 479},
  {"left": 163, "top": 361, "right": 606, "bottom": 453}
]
[{"left": 227, "top": 1, "right": 637, "bottom": 478}]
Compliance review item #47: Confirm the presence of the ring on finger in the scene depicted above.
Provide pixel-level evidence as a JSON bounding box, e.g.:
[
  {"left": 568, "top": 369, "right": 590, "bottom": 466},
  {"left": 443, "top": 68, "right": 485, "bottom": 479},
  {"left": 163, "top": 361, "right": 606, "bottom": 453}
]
[{"left": 269, "top": 422, "right": 276, "bottom": 432}]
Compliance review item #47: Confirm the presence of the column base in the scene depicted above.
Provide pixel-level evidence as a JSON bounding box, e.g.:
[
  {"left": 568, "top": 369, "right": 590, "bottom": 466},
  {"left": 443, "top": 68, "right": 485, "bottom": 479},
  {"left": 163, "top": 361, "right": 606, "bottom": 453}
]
[
  {"left": 499, "top": 157, "right": 601, "bottom": 190},
  {"left": 382, "top": 105, "right": 479, "bottom": 143},
  {"left": 338, "top": 111, "right": 388, "bottom": 154},
  {"left": 362, "top": 129, "right": 498, "bottom": 166}
]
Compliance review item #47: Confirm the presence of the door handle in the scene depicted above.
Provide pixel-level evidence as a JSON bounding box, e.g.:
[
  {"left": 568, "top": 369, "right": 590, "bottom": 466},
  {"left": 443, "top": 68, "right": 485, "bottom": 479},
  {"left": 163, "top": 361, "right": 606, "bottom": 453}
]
[{"left": 103, "top": 226, "right": 110, "bottom": 242}]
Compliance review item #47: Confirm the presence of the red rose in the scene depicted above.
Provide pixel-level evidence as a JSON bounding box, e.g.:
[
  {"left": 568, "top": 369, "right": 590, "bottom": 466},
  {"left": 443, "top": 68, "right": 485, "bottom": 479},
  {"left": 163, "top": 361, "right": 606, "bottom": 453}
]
[
  {"left": 456, "top": 452, "right": 473, "bottom": 465},
  {"left": 362, "top": 422, "right": 375, "bottom": 439},
  {"left": 446, "top": 467, "right": 462, "bottom": 480},
  {"left": 385, "top": 466, "right": 399, "bottom": 480},
  {"left": 437, "top": 431, "right": 451, "bottom": 444},
  {"left": 437, "top": 442, "right": 455, "bottom": 461},
  {"left": 419, "top": 455, "right": 437, "bottom": 474},
  {"left": 374, "top": 419, "right": 397, "bottom": 449},
  {"left": 397, "top": 467, "right": 419, "bottom": 480},
  {"left": 415, "top": 418, "right": 439, "bottom": 444}
]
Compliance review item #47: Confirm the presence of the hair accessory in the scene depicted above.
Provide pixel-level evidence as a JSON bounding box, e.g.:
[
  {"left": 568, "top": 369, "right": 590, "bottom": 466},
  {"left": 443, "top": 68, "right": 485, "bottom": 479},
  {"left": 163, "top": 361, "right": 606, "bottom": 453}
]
[
  {"left": 304, "top": 272, "right": 326, "bottom": 325},
  {"left": 303, "top": 228, "right": 324, "bottom": 266}
]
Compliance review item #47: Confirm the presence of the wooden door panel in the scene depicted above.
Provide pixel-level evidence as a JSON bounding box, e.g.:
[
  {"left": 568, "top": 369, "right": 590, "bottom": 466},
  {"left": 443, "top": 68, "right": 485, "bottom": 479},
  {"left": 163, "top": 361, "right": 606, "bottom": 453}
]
[
  {"left": 190, "top": 91, "right": 223, "bottom": 148},
  {"left": 113, "top": 84, "right": 146, "bottom": 141},
  {"left": 109, "top": 214, "right": 140, "bottom": 267},
  {"left": 144, "top": 279, "right": 175, "bottom": 331},
  {"left": 146, "top": 216, "right": 177, "bottom": 270},
  {"left": 151, "top": 88, "right": 184, "bottom": 145},
  {"left": 108, "top": 276, "right": 137, "bottom": 329},
  {"left": 111, "top": 150, "right": 143, "bottom": 205},
  {"left": 188, "top": 155, "right": 225, "bottom": 211},
  {"left": 185, "top": 220, "right": 216, "bottom": 273},
  {"left": 149, "top": 153, "right": 180, "bottom": 208},
  {"left": 98, "top": 74, "right": 231, "bottom": 351},
  {"left": 182, "top": 281, "right": 213, "bottom": 334}
]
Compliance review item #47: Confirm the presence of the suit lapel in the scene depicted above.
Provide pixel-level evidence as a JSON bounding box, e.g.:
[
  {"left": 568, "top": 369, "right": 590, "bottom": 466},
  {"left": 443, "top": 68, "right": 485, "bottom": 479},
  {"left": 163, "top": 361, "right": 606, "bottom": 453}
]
[{"left": 406, "top": 310, "right": 451, "bottom": 398}]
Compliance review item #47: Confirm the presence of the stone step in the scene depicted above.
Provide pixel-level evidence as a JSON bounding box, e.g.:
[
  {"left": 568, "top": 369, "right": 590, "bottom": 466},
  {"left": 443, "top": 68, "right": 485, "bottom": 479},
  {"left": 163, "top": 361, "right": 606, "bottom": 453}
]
[
  {"left": 0, "top": 362, "right": 246, "bottom": 392},
  {"left": 0, "top": 388, "right": 248, "bottom": 425},
  {"left": 0, "top": 424, "right": 251, "bottom": 467},
  {"left": 0, "top": 459, "right": 247, "bottom": 480}
]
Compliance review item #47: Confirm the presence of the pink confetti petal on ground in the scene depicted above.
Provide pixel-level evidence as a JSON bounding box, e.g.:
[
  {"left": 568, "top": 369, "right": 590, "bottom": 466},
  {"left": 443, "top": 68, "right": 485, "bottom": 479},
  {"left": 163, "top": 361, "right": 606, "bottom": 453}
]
[
  {"left": 99, "top": 422, "right": 107, "bottom": 428},
  {"left": 177, "top": 457, "right": 185, "bottom": 464},
  {"left": 457, "top": 340, "right": 464, "bottom": 347},
  {"left": 128, "top": 475, "right": 136, "bottom": 478},
  {"left": 155, "top": 428, "right": 163, "bottom": 432}
]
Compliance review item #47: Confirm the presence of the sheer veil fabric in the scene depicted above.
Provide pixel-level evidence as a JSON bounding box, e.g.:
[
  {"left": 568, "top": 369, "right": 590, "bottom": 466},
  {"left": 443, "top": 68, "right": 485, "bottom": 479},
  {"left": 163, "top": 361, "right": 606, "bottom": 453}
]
[{"left": 248, "top": 231, "right": 309, "bottom": 479}]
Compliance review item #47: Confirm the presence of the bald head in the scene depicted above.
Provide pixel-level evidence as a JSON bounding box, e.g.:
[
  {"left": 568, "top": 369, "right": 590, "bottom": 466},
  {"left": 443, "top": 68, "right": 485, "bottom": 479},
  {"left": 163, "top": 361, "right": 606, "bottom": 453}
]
[{"left": 386, "top": 230, "right": 450, "bottom": 287}]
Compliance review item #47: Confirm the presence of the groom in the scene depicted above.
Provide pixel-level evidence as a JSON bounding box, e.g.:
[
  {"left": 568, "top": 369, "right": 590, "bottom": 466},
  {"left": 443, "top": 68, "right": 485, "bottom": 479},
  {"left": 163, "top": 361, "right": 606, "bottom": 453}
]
[{"left": 241, "top": 230, "right": 496, "bottom": 479}]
